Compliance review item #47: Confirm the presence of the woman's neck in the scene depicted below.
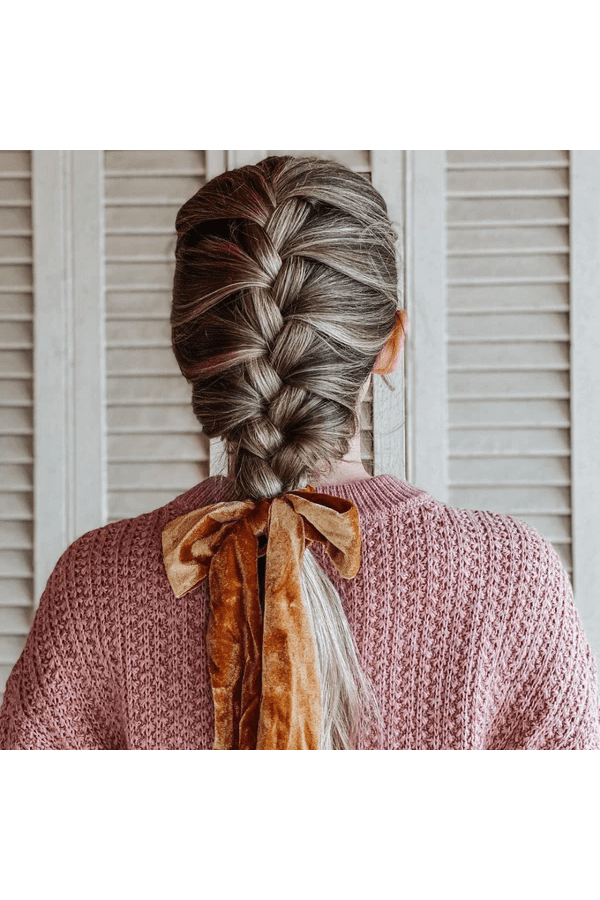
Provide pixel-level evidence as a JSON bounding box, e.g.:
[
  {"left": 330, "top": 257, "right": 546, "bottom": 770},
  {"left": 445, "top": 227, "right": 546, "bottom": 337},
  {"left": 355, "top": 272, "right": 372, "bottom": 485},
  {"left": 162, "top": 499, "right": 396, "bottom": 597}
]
[
  {"left": 226, "top": 431, "right": 373, "bottom": 488},
  {"left": 312, "top": 457, "right": 373, "bottom": 487}
]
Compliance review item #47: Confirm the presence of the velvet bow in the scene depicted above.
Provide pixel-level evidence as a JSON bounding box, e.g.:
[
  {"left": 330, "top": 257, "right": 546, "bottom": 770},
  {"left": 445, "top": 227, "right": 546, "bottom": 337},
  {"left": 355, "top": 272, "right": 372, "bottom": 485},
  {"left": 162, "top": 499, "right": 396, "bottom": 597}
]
[{"left": 161, "top": 485, "right": 361, "bottom": 750}]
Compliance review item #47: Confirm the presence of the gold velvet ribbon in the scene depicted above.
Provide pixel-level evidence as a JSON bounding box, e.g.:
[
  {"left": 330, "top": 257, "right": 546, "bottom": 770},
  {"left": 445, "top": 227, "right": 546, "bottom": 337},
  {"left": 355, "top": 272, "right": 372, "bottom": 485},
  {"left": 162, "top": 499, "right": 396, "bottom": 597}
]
[{"left": 161, "top": 485, "right": 362, "bottom": 750}]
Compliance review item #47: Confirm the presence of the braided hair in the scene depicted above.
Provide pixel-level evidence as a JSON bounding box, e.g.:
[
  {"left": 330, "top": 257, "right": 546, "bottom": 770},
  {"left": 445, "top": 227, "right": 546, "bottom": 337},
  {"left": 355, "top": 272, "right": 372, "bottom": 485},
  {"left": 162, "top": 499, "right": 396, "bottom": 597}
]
[{"left": 171, "top": 155, "right": 401, "bottom": 748}]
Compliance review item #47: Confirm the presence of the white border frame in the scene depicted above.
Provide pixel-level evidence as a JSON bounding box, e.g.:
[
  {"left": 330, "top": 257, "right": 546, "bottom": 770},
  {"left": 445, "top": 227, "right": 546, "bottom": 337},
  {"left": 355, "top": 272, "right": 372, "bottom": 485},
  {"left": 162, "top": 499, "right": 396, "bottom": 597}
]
[
  {"left": 32, "top": 150, "right": 105, "bottom": 601},
  {"left": 371, "top": 150, "right": 406, "bottom": 479},
  {"left": 404, "top": 150, "right": 447, "bottom": 502},
  {"left": 570, "top": 151, "right": 600, "bottom": 659}
]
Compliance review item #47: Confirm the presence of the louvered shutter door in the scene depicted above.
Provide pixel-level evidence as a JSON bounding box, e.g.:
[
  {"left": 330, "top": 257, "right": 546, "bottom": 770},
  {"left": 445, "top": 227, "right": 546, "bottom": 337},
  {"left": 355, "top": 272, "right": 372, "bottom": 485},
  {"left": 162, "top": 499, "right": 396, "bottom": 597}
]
[
  {"left": 445, "top": 150, "right": 572, "bottom": 574},
  {"left": 104, "top": 152, "right": 209, "bottom": 523},
  {"left": 0, "top": 151, "right": 33, "bottom": 706}
]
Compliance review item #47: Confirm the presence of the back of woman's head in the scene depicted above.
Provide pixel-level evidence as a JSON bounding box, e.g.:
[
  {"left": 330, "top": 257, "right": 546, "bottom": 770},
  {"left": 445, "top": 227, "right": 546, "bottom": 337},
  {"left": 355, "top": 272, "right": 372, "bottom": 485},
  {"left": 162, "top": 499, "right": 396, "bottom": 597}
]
[
  {"left": 170, "top": 155, "right": 400, "bottom": 748},
  {"left": 171, "top": 154, "right": 400, "bottom": 500}
]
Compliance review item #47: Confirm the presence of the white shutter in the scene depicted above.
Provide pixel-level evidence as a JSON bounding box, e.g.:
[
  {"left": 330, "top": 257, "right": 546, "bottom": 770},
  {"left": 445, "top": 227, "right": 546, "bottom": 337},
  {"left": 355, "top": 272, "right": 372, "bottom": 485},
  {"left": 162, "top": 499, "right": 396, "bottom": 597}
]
[
  {"left": 104, "top": 151, "right": 209, "bottom": 523},
  {"left": 445, "top": 150, "right": 571, "bottom": 573},
  {"left": 0, "top": 151, "right": 33, "bottom": 705}
]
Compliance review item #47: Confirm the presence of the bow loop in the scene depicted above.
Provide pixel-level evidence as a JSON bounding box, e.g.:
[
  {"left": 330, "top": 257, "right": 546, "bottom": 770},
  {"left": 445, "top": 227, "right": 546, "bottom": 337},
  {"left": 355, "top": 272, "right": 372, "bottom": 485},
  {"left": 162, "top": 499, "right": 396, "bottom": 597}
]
[
  {"left": 161, "top": 485, "right": 362, "bottom": 749},
  {"left": 162, "top": 499, "right": 257, "bottom": 598},
  {"left": 285, "top": 488, "right": 362, "bottom": 578}
]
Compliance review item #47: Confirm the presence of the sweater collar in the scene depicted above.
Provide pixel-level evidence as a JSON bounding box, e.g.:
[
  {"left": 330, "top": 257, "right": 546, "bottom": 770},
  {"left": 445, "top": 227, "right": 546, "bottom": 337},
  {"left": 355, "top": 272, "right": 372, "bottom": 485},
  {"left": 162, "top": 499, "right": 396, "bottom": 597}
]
[{"left": 175, "top": 473, "right": 429, "bottom": 522}]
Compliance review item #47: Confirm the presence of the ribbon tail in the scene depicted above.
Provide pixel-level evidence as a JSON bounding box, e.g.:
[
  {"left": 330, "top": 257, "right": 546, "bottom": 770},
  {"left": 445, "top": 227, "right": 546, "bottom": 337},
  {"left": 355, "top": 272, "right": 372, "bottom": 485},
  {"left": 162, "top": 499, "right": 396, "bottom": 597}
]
[
  {"left": 257, "top": 498, "right": 322, "bottom": 750},
  {"left": 207, "top": 520, "right": 263, "bottom": 750}
]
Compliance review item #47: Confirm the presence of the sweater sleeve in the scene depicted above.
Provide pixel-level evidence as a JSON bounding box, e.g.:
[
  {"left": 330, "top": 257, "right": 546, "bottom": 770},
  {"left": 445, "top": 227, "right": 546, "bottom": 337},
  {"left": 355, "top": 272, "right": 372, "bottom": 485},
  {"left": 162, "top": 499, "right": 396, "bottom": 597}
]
[
  {"left": 0, "top": 537, "right": 125, "bottom": 750},
  {"left": 492, "top": 533, "right": 600, "bottom": 751}
]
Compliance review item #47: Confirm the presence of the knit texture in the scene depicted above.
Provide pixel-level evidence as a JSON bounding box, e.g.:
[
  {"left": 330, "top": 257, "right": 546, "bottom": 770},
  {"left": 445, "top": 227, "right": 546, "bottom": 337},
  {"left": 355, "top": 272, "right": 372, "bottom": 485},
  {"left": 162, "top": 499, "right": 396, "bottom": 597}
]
[{"left": 1, "top": 474, "right": 599, "bottom": 750}]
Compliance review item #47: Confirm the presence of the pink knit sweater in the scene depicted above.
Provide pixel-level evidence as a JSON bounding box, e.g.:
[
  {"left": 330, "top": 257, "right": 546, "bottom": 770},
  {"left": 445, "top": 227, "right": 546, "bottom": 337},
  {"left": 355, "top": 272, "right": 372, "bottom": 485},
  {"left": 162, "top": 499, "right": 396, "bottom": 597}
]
[{"left": 1, "top": 473, "right": 599, "bottom": 750}]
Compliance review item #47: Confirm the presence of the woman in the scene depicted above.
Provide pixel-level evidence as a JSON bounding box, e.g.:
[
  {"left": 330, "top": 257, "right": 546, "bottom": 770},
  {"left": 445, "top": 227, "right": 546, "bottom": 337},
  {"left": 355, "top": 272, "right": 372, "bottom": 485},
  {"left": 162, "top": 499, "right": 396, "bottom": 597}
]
[{"left": 1, "top": 154, "right": 599, "bottom": 750}]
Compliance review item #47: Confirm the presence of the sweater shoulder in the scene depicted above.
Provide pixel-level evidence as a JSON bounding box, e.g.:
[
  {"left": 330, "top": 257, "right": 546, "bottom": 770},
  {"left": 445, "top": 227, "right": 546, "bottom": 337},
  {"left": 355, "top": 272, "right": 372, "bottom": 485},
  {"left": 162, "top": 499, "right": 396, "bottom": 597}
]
[
  {"left": 49, "top": 476, "right": 236, "bottom": 605},
  {"left": 419, "top": 497, "right": 562, "bottom": 568},
  {"left": 59, "top": 475, "right": 234, "bottom": 571},
  {"left": 384, "top": 495, "right": 570, "bottom": 615}
]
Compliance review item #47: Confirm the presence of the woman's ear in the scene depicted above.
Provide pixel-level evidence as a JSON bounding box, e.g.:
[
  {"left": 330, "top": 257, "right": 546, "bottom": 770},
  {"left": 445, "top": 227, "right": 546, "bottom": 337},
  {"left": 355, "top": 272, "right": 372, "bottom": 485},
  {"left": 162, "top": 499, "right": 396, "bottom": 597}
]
[{"left": 372, "top": 310, "right": 408, "bottom": 376}]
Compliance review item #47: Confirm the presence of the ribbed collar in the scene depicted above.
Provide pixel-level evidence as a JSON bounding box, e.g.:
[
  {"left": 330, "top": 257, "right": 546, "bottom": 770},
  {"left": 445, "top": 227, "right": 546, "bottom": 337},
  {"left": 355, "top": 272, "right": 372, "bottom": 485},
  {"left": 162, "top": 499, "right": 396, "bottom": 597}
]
[{"left": 180, "top": 473, "right": 430, "bottom": 522}]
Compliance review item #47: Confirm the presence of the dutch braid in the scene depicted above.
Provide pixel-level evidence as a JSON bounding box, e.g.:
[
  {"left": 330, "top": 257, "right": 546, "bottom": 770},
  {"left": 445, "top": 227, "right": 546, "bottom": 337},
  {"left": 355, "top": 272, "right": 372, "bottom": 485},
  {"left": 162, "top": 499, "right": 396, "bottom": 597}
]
[{"left": 171, "top": 155, "right": 401, "bottom": 748}]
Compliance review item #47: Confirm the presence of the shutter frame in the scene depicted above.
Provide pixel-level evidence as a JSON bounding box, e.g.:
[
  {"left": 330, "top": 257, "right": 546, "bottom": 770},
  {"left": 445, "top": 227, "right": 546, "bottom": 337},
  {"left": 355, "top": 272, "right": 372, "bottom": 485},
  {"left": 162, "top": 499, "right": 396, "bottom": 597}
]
[
  {"left": 570, "top": 150, "right": 600, "bottom": 661},
  {"left": 405, "top": 150, "right": 448, "bottom": 500},
  {"left": 32, "top": 150, "right": 106, "bottom": 600}
]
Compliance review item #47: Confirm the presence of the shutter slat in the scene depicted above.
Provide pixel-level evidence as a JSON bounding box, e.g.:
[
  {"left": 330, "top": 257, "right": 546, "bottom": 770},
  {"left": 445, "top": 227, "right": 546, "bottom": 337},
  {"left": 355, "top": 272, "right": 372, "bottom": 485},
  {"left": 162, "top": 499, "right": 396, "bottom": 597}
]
[
  {"left": 105, "top": 260, "right": 174, "bottom": 286},
  {"left": 447, "top": 167, "right": 568, "bottom": 196},
  {"left": 108, "top": 433, "right": 208, "bottom": 460},
  {"left": 0, "top": 179, "right": 31, "bottom": 205},
  {"left": 106, "top": 291, "right": 172, "bottom": 316},
  {"left": 105, "top": 175, "right": 203, "bottom": 201},
  {"left": 447, "top": 196, "right": 568, "bottom": 224},
  {"left": 450, "top": 427, "right": 570, "bottom": 456},
  {"left": 447, "top": 150, "right": 568, "bottom": 164},
  {"left": 448, "top": 312, "right": 568, "bottom": 340},
  {"left": 105, "top": 150, "right": 205, "bottom": 171},
  {"left": 106, "top": 318, "right": 170, "bottom": 344},
  {"left": 448, "top": 254, "right": 568, "bottom": 281},
  {"left": 107, "top": 348, "right": 176, "bottom": 374},
  {"left": 0, "top": 151, "right": 32, "bottom": 171},
  {"left": 450, "top": 399, "right": 569, "bottom": 428},
  {"left": 0, "top": 549, "right": 31, "bottom": 577},
  {"left": 449, "top": 456, "right": 570, "bottom": 485},
  {"left": 109, "top": 461, "right": 212, "bottom": 488},
  {"left": 105, "top": 234, "right": 177, "bottom": 256},
  {"left": 448, "top": 485, "right": 570, "bottom": 514},
  {"left": 0, "top": 492, "right": 32, "bottom": 517},
  {"left": 106, "top": 376, "right": 191, "bottom": 404},
  {"left": 0, "top": 520, "right": 32, "bottom": 547},
  {"left": 107, "top": 405, "right": 199, "bottom": 432},
  {"left": 519, "top": 514, "right": 571, "bottom": 542},
  {"left": 0, "top": 633, "right": 27, "bottom": 661},
  {"left": 104, "top": 206, "right": 180, "bottom": 231},
  {"left": 0, "top": 464, "right": 33, "bottom": 489},
  {"left": 449, "top": 370, "right": 569, "bottom": 398},
  {"left": 0, "top": 406, "right": 34, "bottom": 431},
  {"left": 0, "top": 235, "right": 32, "bottom": 256},
  {"left": 448, "top": 341, "right": 569, "bottom": 370},
  {"left": 0, "top": 349, "right": 32, "bottom": 375},
  {"left": 447, "top": 226, "right": 569, "bottom": 253},
  {"left": 448, "top": 283, "right": 568, "bottom": 311},
  {"left": 0, "top": 578, "right": 32, "bottom": 607},
  {"left": 0, "top": 293, "right": 34, "bottom": 316},
  {"left": 0, "top": 435, "right": 33, "bottom": 459},
  {"left": 0, "top": 379, "right": 32, "bottom": 405},
  {"left": 0, "top": 606, "right": 30, "bottom": 633}
]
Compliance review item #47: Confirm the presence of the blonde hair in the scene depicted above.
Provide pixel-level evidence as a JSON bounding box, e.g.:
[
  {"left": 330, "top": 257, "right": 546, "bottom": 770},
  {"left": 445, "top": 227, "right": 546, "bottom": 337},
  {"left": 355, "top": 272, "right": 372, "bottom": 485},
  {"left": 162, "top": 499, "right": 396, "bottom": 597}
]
[{"left": 171, "top": 155, "right": 401, "bottom": 748}]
